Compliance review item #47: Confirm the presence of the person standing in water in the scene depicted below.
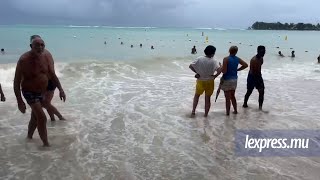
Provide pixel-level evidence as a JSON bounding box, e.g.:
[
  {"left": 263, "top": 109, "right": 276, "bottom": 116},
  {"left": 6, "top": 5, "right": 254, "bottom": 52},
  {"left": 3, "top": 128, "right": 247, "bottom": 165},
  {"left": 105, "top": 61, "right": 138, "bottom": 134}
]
[
  {"left": 291, "top": 51, "right": 295, "bottom": 58},
  {"left": 30, "top": 35, "right": 65, "bottom": 121},
  {"left": 221, "top": 46, "right": 248, "bottom": 116},
  {"left": 243, "top": 46, "right": 266, "bottom": 110},
  {"left": 191, "top": 46, "right": 197, "bottom": 54},
  {"left": 14, "top": 36, "right": 66, "bottom": 147},
  {"left": 189, "top": 45, "right": 222, "bottom": 117}
]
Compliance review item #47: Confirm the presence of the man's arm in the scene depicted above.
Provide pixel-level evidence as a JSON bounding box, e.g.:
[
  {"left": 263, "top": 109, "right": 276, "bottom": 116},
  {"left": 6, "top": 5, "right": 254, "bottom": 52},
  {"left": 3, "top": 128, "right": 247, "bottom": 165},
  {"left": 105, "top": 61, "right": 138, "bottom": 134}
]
[
  {"left": 189, "top": 65, "right": 197, "bottom": 73},
  {"left": 0, "top": 83, "right": 3, "bottom": 95},
  {"left": 46, "top": 51, "right": 66, "bottom": 101},
  {"left": 237, "top": 58, "right": 248, "bottom": 71},
  {"left": 0, "top": 83, "right": 5, "bottom": 102},
  {"left": 13, "top": 60, "right": 23, "bottom": 103},
  {"left": 47, "top": 52, "right": 63, "bottom": 91}
]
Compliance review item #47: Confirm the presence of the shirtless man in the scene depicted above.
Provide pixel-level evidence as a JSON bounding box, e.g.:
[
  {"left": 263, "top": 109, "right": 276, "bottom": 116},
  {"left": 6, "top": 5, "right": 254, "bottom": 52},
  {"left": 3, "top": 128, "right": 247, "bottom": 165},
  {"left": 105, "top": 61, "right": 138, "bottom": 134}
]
[
  {"left": 243, "top": 46, "right": 266, "bottom": 110},
  {"left": 30, "top": 35, "right": 65, "bottom": 121},
  {"left": 13, "top": 37, "right": 66, "bottom": 146}
]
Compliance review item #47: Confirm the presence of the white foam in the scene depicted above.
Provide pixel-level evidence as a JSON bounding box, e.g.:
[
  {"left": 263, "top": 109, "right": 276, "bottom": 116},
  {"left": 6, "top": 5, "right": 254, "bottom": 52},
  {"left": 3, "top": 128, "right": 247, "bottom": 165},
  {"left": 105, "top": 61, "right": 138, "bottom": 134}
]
[{"left": 1, "top": 59, "right": 320, "bottom": 179}]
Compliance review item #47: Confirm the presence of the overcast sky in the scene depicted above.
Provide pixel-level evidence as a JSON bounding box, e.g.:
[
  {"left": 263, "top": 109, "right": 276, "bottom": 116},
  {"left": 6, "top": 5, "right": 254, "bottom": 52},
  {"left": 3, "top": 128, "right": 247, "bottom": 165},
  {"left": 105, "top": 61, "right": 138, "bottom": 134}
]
[{"left": 0, "top": 0, "right": 319, "bottom": 28}]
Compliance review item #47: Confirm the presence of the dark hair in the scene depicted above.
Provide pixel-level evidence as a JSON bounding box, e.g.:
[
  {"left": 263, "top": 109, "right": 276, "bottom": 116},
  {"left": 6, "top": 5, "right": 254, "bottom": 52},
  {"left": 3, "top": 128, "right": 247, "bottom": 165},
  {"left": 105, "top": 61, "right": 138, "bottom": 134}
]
[
  {"left": 257, "top": 45, "right": 265, "bottom": 52},
  {"left": 204, "top": 45, "right": 216, "bottom": 56},
  {"left": 1, "top": 48, "right": 4, "bottom": 51},
  {"left": 30, "top": 35, "right": 41, "bottom": 43}
]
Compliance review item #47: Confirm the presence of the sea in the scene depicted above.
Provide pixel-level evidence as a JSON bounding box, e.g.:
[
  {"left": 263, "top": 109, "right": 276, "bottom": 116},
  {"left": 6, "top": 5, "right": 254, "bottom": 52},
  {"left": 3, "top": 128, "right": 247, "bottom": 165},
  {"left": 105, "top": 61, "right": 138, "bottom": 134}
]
[{"left": 1, "top": 25, "right": 320, "bottom": 180}]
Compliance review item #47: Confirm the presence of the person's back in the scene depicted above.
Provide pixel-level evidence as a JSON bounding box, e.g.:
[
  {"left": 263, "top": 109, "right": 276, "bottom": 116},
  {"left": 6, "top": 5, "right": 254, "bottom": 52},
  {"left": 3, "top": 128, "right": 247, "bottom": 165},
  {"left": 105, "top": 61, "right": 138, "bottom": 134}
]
[
  {"left": 192, "top": 56, "right": 218, "bottom": 81},
  {"left": 223, "top": 55, "right": 239, "bottom": 80},
  {"left": 249, "top": 56, "right": 263, "bottom": 76},
  {"left": 189, "top": 45, "right": 221, "bottom": 117}
]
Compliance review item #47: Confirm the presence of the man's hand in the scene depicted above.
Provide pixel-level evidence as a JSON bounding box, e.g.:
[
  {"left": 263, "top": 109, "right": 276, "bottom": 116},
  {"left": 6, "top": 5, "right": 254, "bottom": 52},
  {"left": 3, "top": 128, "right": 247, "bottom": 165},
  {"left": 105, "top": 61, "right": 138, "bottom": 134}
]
[
  {"left": 195, "top": 74, "right": 200, "bottom": 79},
  {"left": 59, "top": 90, "right": 66, "bottom": 102},
  {"left": 1, "top": 94, "right": 5, "bottom": 102},
  {"left": 18, "top": 101, "right": 26, "bottom": 113}
]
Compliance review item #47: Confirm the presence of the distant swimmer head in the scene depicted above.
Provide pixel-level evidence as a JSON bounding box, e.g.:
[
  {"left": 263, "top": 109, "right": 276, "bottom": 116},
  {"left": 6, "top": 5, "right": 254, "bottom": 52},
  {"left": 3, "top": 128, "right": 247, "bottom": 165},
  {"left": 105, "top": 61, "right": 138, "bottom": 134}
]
[
  {"left": 151, "top": 45, "right": 154, "bottom": 49},
  {"left": 278, "top": 51, "right": 282, "bottom": 55},
  {"left": 121, "top": 42, "right": 123, "bottom": 45},
  {"left": 257, "top": 45, "right": 266, "bottom": 57},
  {"left": 229, "top": 46, "right": 238, "bottom": 56},
  {"left": 204, "top": 45, "right": 216, "bottom": 58},
  {"left": 1, "top": 48, "right": 4, "bottom": 54},
  {"left": 131, "top": 45, "right": 133, "bottom": 48},
  {"left": 291, "top": 51, "right": 295, "bottom": 57},
  {"left": 140, "top": 44, "right": 142, "bottom": 47}
]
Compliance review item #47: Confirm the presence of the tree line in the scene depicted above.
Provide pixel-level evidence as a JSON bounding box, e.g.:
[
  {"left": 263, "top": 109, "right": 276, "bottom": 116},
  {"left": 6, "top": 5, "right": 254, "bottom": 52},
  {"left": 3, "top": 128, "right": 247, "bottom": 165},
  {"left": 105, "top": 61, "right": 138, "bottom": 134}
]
[{"left": 250, "top": 22, "right": 320, "bottom": 31}]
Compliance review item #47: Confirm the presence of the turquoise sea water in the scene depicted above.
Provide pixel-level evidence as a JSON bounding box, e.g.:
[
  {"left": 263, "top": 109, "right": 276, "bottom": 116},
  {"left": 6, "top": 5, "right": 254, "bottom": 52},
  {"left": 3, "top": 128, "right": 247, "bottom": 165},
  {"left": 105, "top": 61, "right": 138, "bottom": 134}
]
[{"left": 1, "top": 26, "right": 320, "bottom": 179}]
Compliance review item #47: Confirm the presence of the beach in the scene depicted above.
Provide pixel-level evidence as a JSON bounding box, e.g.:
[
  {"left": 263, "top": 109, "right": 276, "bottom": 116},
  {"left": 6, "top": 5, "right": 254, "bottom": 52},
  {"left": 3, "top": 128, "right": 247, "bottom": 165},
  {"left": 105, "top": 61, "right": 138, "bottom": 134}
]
[{"left": 1, "top": 26, "right": 320, "bottom": 179}]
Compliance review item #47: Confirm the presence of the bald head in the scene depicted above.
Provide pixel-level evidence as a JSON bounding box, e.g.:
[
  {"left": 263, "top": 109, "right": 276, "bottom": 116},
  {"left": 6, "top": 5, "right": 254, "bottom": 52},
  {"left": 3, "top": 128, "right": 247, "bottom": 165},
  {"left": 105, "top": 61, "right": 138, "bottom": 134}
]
[{"left": 229, "top": 46, "right": 238, "bottom": 55}]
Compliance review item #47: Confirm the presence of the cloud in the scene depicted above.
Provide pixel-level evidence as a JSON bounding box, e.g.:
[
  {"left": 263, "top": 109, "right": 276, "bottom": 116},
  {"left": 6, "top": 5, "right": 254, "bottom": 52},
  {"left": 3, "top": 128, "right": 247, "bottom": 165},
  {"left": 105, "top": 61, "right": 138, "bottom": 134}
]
[{"left": 1, "top": 0, "right": 319, "bottom": 27}]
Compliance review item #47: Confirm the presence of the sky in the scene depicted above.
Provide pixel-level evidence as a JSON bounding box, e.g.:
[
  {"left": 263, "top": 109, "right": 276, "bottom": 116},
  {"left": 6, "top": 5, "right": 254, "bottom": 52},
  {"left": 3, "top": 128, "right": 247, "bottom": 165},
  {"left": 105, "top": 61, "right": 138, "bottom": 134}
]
[{"left": 0, "top": 0, "right": 319, "bottom": 28}]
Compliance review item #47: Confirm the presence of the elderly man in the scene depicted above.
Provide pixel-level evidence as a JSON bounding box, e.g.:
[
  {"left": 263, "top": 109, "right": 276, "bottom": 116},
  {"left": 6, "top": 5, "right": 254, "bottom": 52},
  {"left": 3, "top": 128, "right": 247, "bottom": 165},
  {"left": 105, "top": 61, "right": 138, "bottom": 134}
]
[
  {"left": 13, "top": 36, "right": 66, "bottom": 146},
  {"left": 30, "top": 35, "right": 65, "bottom": 121}
]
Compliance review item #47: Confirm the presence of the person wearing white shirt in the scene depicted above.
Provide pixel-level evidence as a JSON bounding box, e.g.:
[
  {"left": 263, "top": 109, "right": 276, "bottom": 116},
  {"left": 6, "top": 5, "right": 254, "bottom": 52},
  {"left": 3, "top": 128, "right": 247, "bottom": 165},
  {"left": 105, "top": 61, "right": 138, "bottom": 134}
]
[{"left": 189, "top": 45, "right": 222, "bottom": 117}]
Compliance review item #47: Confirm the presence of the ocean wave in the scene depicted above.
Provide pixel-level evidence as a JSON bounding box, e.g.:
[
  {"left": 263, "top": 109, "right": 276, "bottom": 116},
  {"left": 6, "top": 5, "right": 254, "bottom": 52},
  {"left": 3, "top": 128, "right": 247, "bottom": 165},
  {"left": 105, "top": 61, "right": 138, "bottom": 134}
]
[
  {"left": 109, "top": 26, "right": 157, "bottom": 29},
  {"left": 67, "top": 25, "right": 92, "bottom": 28},
  {"left": 214, "top": 28, "right": 226, "bottom": 31},
  {"left": 194, "top": 27, "right": 212, "bottom": 30}
]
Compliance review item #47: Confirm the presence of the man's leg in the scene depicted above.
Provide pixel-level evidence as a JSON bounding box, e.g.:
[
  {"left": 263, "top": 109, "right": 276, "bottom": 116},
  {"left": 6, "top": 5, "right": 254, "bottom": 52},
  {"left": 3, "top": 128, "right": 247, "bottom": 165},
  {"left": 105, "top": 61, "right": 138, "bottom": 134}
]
[
  {"left": 204, "top": 95, "right": 211, "bottom": 117},
  {"left": 192, "top": 94, "right": 201, "bottom": 115},
  {"left": 30, "top": 102, "right": 49, "bottom": 146},
  {"left": 258, "top": 88, "right": 264, "bottom": 110},
  {"left": 28, "top": 111, "right": 37, "bottom": 139},
  {"left": 224, "top": 91, "right": 231, "bottom": 116},
  {"left": 230, "top": 90, "right": 237, "bottom": 114},
  {"left": 243, "top": 89, "right": 253, "bottom": 108}
]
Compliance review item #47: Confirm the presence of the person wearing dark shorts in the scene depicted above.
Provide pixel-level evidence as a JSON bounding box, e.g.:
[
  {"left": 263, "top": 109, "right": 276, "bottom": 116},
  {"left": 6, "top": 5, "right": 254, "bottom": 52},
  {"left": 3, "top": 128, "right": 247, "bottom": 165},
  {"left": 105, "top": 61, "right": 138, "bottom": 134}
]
[
  {"left": 247, "top": 73, "right": 264, "bottom": 90},
  {"left": 22, "top": 91, "right": 44, "bottom": 104},
  {"left": 243, "top": 46, "right": 266, "bottom": 110}
]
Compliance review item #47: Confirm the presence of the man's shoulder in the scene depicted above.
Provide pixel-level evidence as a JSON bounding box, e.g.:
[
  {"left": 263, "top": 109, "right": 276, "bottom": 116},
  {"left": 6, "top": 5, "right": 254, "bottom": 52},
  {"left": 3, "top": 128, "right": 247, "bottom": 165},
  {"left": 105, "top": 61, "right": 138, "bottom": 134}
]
[{"left": 18, "top": 51, "right": 31, "bottom": 62}]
